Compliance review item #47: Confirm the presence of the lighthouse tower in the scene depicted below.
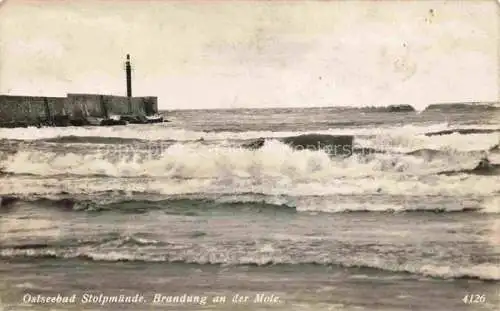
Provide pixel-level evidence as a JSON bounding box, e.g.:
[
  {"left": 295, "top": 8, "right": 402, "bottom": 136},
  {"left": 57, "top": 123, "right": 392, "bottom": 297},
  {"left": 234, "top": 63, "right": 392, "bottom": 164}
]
[{"left": 125, "top": 54, "right": 132, "bottom": 97}]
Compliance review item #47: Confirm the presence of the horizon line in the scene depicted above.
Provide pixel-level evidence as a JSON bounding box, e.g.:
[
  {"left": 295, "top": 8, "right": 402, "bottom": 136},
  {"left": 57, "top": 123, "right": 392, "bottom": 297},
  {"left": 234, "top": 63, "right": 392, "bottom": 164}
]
[{"left": 160, "top": 100, "right": 500, "bottom": 111}]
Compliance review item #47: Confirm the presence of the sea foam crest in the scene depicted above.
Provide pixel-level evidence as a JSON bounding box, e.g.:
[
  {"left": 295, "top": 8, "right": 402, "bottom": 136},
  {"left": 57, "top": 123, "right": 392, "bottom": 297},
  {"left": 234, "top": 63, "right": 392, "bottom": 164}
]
[{"left": 0, "top": 247, "right": 498, "bottom": 281}]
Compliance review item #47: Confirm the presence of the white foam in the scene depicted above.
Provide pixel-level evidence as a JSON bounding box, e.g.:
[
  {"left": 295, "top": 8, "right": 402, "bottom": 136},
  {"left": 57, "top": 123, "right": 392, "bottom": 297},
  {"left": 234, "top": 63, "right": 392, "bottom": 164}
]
[
  {"left": 2, "top": 171, "right": 499, "bottom": 202},
  {"left": 0, "top": 140, "right": 488, "bottom": 178},
  {"left": 356, "top": 131, "right": 499, "bottom": 153},
  {"left": 480, "top": 197, "right": 500, "bottom": 213},
  {"left": 0, "top": 122, "right": 497, "bottom": 142},
  {"left": 1, "top": 247, "right": 498, "bottom": 281},
  {"left": 330, "top": 256, "right": 500, "bottom": 281},
  {"left": 1, "top": 140, "right": 499, "bottom": 199},
  {"left": 418, "top": 263, "right": 499, "bottom": 281}
]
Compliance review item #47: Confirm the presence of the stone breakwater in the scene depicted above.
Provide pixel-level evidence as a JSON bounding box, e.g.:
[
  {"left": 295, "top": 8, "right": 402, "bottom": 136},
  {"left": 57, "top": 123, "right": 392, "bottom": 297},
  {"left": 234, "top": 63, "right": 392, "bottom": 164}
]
[{"left": 0, "top": 94, "right": 159, "bottom": 128}]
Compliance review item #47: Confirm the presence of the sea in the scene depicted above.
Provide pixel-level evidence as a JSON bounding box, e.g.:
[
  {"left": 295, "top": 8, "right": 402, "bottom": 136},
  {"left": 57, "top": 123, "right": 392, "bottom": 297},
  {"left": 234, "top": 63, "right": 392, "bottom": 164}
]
[{"left": 0, "top": 105, "right": 499, "bottom": 311}]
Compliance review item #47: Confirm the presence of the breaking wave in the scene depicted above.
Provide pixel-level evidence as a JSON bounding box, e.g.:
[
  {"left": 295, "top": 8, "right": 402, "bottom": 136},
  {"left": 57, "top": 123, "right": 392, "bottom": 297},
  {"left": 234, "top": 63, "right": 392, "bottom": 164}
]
[
  {"left": 0, "top": 122, "right": 499, "bottom": 142},
  {"left": 1, "top": 194, "right": 498, "bottom": 214},
  {"left": 0, "top": 246, "right": 497, "bottom": 281},
  {"left": 1, "top": 137, "right": 499, "bottom": 178},
  {"left": 424, "top": 128, "right": 500, "bottom": 137},
  {"left": 39, "top": 135, "right": 151, "bottom": 144}
]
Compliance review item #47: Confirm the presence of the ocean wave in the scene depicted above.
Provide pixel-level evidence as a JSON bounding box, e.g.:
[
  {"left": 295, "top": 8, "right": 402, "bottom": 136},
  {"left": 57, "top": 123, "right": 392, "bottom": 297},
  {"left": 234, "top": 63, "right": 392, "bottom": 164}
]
[
  {"left": 1, "top": 194, "right": 497, "bottom": 214},
  {"left": 0, "top": 248, "right": 497, "bottom": 281},
  {"left": 1, "top": 125, "right": 498, "bottom": 162},
  {"left": 355, "top": 131, "right": 499, "bottom": 153},
  {"left": 39, "top": 135, "right": 151, "bottom": 144},
  {"left": 2, "top": 170, "right": 499, "bottom": 199},
  {"left": 437, "top": 163, "right": 500, "bottom": 177},
  {"left": 2, "top": 234, "right": 163, "bottom": 250},
  {"left": 425, "top": 128, "right": 500, "bottom": 137},
  {"left": 241, "top": 134, "right": 353, "bottom": 156},
  {"left": 0, "top": 122, "right": 497, "bottom": 142},
  {"left": 1, "top": 138, "right": 497, "bottom": 178}
]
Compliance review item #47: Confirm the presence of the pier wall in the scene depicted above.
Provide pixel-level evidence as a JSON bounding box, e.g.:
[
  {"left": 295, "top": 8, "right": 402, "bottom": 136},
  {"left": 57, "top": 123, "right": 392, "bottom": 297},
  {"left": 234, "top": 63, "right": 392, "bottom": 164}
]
[
  {"left": 0, "top": 94, "right": 159, "bottom": 125},
  {"left": 67, "top": 94, "right": 158, "bottom": 118},
  {"left": 142, "top": 97, "right": 158, "bottom": 115},
  {"left": 102, "top": 95, "right": 154, "bottom": 116},
  {"left": 0, "top": 95, "right": 67, "bottom": 123},
  {"left": 66, "top": 94, "right": 103, "bottom": 118}
]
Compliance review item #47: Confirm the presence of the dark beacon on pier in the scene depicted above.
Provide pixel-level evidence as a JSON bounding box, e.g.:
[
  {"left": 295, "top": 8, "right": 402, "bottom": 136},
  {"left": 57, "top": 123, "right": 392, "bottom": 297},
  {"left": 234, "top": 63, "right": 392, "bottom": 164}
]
[{"left": 0, "top": 54, "right": 165, "bottom": 128}]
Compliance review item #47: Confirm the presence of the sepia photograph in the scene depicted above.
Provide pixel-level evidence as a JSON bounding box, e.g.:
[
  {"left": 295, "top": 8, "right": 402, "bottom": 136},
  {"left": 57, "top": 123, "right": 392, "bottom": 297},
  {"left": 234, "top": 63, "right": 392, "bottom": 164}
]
[{"left": 0, "top": 0, "right": 499, "bottom": 310}]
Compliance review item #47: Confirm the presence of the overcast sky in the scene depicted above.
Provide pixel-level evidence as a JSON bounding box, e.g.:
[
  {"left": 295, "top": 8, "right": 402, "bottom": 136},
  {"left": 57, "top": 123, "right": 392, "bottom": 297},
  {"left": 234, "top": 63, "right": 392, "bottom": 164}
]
[{"left": 0, "top": 0, "right": 498, "bottom": 110}]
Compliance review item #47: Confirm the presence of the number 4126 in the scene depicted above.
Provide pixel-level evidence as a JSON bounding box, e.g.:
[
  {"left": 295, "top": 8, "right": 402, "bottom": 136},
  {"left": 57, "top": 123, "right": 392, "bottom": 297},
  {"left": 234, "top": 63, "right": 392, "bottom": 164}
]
[{"left": 462, "top": 294, "right": 486, "bottom": 304}]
